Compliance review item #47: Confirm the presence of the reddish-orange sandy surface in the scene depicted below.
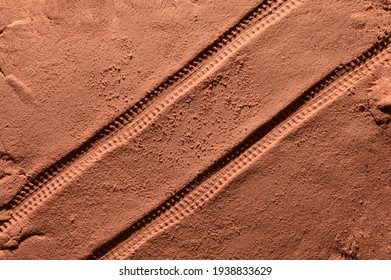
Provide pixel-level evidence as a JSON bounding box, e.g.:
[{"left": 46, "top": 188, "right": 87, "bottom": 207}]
[{"left": 0, "top": 0, "right": 390, "bottom": 260}]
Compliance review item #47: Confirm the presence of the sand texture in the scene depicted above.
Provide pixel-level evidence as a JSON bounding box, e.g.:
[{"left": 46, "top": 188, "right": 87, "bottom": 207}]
[{"left": 0, "top": 0, "right": 391, "bottom": 259}]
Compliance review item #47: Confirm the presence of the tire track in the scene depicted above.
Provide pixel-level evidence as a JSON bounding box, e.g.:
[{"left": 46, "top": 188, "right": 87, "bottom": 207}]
[
  {"left": 86, "top": 32, "right": 391, "bottom": 260},
  {"left": 0, "top": 0, "right": 303, "bottom": 244}
]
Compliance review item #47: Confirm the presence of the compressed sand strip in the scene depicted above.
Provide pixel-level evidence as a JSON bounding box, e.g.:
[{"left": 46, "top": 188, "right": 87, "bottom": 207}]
[
  {"left": 0, "top": 0, "right": 303, "bottom": 242},
  {"left": 87, "top": 33, "right": 391, "bottom": 260}
]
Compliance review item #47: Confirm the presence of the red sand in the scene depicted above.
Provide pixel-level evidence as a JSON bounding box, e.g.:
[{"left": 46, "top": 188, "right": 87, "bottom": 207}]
[{"left": 0, "top": 0, "right": 390, "bottom": 259}]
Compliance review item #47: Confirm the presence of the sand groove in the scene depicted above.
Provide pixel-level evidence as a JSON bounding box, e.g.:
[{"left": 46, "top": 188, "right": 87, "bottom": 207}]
[
  {"left": 86, "top": 32, "right": 391, "bottom": 260},
  {"left": 0, "top": 0, "right": 303, "bottom": 243}
]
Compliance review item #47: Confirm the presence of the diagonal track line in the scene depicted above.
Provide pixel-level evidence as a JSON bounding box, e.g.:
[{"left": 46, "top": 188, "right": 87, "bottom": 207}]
[
  {"left": 86, "top": 32, "right": 391, "bottom": 260},
  {"left": 0, "top": 0, "right": 303, "bottom": 246}
]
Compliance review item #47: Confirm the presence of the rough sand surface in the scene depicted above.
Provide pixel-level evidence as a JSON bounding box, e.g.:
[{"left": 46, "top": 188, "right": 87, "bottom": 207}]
[{"left": 0, "top": 0, "right": 390, "bottom": 259}]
